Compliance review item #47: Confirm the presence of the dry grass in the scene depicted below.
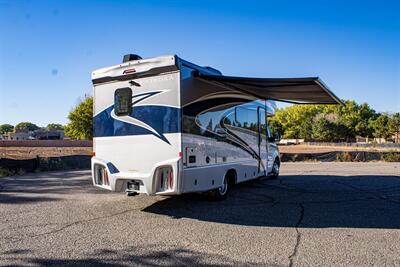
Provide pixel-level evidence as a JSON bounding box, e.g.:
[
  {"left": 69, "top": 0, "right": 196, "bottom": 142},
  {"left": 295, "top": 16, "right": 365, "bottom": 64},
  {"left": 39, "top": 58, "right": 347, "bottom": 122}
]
[
  {"left": 0, "top": 147, "right": 93, "bottom": 160},
  {"left": 279, "top": 144, "right": 400, "bottom": 154}
]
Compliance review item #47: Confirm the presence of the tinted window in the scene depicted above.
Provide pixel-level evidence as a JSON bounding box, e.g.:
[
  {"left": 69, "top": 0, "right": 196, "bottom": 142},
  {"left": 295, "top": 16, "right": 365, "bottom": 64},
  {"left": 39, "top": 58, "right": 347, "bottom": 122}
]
[
  {"left": 235, "top": 106, "right": 258, "bottom": 132},
  {"left": 223, "top": 111, "right": 236, "bottom": 127},
  {"left": 114, "top": 87, "right": 132, "bottom": 116}
]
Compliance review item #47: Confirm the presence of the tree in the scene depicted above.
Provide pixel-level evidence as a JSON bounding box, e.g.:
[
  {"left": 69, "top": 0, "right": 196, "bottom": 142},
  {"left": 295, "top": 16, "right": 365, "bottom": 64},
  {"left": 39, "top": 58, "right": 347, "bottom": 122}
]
[
  {"left": 355, "top": 102, "right": 377, "bottom": 137},
  {"left": 324, "top": 100, "right": 377, "bottom": 139},
  {"left": 0, "top": 124, "right": 14, "bottom": 134},
  {"left": 268, "top": 100, "right": 379, "bottom": 142},
  {"left": 388, "top": 113, "right": 400, "bottom": 142},
  {"left": 369, "top": 114, "right": 391, "bottom": 139},
  {"left": 46, "top": 123, "right": 64, "bottom": 131},
  {"left": 268, "top": 118, "right": 284, "bottom": 138},
  {"left": 64, "top": 96, "right": 93, "bottom": 140},
  {"left": 299, "top": 120, "right": 313, "bottom": 141},
  {"left": 268, "top": 104, "right": 324, "bottom": 139},
  {"left": 14, "top": 122, "right": 39, "bottom": 132},
  {"left": 311, "top": 118, "right": 337, "bottom": 142}
]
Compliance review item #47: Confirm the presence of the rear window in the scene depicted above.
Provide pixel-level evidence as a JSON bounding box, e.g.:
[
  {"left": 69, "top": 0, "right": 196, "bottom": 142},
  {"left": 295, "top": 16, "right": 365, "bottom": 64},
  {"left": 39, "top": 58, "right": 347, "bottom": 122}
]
[{"left": 114, "top": 87, "right": 132, "bottom": 116}]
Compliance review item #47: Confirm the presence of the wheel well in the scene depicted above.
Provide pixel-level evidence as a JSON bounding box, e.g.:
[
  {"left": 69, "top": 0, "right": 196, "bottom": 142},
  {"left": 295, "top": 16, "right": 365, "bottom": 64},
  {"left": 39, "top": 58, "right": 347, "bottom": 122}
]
[{"left": 225, "top": 169, "right": 237, "bottom": 185}]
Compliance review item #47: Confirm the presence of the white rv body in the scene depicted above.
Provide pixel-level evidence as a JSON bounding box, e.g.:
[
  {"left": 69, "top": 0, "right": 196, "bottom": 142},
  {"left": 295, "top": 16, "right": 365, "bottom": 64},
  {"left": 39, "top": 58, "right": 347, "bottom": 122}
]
[
  {"left": 92, "top": 56, "right": 182, "bottom": 195},
  {"left": 91, "top": 54, "right": 341, "bottom": 197}
]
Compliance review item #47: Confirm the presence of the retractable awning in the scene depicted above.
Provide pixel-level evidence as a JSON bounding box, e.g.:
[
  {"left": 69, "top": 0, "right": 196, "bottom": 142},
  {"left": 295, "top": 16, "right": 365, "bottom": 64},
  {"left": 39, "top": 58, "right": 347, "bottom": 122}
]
[{"left": 197, "top": 74, "right": 343, "bottom": 105}]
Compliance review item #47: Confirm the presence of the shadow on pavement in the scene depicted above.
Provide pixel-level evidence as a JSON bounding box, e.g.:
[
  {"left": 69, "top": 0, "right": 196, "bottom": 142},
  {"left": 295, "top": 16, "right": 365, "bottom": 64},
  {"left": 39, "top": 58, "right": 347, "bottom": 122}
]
[
  {"left": 1, "top": 246, "right": 274, "bottom": 267},
  {"left": 143, "top": 175, "right": 400, "bottom": 229},
  {"left": 0, "top": 170, "right": 100, "bottom": 205},
  {"left": 0, "top": 195, "right": 59, "bottom": 205}
]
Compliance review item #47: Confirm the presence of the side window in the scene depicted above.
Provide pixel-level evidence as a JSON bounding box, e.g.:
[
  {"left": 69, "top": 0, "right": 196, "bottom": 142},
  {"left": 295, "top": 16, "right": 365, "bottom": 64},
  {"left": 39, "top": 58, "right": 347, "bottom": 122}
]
[
  {"left": 235, "top": 106, "right": 258, "bottom": 132},
  {"left": 114, "top": 87, "right": 132, "bottom": 116},
  {"left": 223, "top": 111, "right": 236, "bottom": 127}
]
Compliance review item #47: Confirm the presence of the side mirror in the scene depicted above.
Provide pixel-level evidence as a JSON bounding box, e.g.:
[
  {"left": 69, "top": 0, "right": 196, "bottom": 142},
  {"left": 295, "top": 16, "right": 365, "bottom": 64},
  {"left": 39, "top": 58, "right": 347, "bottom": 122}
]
[
  {"left": 274, "top": 133, "right": 281, "bottom": 142},
  {"left": 268, "top": 133, "right": 281, "bottom": 143}
]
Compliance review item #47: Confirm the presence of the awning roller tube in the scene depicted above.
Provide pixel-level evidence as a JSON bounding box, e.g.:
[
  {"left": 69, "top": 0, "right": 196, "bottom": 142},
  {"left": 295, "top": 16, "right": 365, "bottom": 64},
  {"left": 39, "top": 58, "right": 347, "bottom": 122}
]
[{"left": 197, "top": 74, "right": 343, "bottom": 105}]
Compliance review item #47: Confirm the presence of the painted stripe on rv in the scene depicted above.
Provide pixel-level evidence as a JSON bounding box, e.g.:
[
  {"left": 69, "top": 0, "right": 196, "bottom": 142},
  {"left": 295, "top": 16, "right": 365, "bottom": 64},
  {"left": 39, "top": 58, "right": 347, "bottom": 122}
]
[{"left": 93, "top": 105, "right": 180, "bottom": 144}]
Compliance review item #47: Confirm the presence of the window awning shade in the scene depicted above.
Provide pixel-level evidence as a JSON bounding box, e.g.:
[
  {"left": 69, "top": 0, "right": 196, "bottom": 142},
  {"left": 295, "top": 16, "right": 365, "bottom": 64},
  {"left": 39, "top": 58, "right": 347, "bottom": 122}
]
[{"left": 197, "top": 74, "right": 343, "bottom": 105}]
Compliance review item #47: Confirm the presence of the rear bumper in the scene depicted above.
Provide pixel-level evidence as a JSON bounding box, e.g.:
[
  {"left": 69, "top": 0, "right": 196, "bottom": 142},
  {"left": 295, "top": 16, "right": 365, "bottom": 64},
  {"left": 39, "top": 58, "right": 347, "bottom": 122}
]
[{"left": 91, "top": 157, "right": 182, "bottom": 196}]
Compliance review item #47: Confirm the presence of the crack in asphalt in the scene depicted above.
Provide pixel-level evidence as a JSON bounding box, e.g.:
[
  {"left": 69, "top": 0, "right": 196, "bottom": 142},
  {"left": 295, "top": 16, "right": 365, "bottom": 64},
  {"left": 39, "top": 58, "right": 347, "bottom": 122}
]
[{"left": 288, "top": 204, "right": 304, "bottom": 267}]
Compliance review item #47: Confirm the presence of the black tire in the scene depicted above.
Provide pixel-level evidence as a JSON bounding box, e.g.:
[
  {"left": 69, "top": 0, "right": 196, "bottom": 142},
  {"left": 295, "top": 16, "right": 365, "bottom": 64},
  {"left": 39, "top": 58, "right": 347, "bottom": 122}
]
[
  {"left": 270, "top": 158, "right": 280, "bottom": 179},
  {"left": 212, "top": 174, "right": 229, "bottom": 201}
]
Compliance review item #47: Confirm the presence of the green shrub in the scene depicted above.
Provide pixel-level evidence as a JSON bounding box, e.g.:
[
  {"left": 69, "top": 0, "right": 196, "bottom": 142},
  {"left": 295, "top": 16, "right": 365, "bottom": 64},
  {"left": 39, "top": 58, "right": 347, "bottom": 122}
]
[
  {"left": 0, "top": 167, "right": 14, "bottom": 177},
  {"left": 383, "top": 151, "right": 400, "bottom": 162}
]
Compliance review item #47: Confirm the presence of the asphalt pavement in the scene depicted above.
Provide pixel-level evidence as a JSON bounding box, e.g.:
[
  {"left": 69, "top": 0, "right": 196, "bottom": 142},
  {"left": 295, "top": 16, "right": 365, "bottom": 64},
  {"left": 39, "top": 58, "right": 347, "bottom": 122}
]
[{"left": 1, "top": 162, "right": 400, "bottom": 266}]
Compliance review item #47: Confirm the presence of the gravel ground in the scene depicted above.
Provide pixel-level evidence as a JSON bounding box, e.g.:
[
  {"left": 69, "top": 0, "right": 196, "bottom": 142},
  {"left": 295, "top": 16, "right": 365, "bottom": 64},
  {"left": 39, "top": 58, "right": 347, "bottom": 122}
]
[{"left": 0, "top": 162, "right": 399, "bottom": 266}]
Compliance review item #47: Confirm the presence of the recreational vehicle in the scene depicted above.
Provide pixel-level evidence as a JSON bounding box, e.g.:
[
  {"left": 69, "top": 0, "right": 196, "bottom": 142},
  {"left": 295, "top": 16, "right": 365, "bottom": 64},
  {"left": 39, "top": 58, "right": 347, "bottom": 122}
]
[{"left": 91, "top": 54, "right": 342, "bottom": 199}]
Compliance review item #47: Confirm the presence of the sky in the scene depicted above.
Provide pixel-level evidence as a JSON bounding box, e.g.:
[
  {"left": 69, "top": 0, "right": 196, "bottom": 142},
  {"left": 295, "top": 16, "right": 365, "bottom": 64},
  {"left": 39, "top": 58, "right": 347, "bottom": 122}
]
[{"left": 0, "top": 0, "right": 399, "bottom": 126}]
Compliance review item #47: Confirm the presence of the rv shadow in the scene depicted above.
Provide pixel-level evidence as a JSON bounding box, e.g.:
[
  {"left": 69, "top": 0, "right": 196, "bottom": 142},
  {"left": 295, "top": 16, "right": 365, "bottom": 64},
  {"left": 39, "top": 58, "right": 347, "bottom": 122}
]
[
  {"left": 143, "top": 174, "right": 400, "bottom": 229},
  {"left": 1, "top": 246, "right": 273, "bottom": 267}
]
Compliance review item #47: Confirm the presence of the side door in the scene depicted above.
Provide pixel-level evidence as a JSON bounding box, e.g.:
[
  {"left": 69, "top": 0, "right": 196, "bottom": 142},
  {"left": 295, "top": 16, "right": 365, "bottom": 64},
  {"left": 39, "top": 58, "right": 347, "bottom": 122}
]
[
  {"left": 257, "top": 107, "right": 267, "bottom": 175},
  {"left": 266, "top": 125, "right": 278, "bottom": 173}
]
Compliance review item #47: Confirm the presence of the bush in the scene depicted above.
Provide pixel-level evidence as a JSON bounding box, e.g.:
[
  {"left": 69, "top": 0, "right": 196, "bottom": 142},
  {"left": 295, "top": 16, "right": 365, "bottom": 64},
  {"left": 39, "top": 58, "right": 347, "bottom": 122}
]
[
  {"left": 65, "top": 96, "right": 93, "bottom": 140},
  {"left": 383, "top": 151, "right": 400, "bottom": 162},
  {"left": 0, "top": 167, "right": 14, "bottom": 177}
]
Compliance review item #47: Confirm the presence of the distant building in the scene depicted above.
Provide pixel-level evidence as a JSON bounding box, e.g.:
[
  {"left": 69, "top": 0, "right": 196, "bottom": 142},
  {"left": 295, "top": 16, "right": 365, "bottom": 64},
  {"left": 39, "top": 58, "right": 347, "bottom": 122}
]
[
  {"left": 34, "top": 130, "right": 64, "bottom": 140},
  {"left": 8, "top": 132, "right": 32, "bottom": 140},
  {"left": 1, "top": 129, "right": 65, "bottom": 140}
]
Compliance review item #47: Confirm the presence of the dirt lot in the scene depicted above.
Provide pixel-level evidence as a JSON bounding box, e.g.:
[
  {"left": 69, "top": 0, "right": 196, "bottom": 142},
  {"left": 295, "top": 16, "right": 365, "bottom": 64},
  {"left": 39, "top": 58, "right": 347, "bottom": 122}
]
[
  {"left": 0, "top": 147, "right": 92, "bottom": 160},
  {"left": 279, "top": 144, "right": 400, "bottom": 154},
  {"left": 2, "top": 144, "right": 398, "bottom": 159},
  {"left": 1, "top": 162, "right": 399, "bottom": 266},
  {"left": 1, "top": 144, "right": 398, "bottom": 162}
]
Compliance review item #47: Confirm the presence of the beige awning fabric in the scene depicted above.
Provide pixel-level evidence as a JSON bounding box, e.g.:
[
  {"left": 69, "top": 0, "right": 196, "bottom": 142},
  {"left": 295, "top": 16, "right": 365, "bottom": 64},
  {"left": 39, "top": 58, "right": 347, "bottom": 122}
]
[{"left": 197, "top": 74, "right": 343, "bottom": 105}]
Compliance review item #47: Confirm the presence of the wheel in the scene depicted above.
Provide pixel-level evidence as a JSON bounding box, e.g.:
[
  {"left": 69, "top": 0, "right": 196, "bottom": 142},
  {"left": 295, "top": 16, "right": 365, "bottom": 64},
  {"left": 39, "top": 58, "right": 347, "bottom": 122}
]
[
  {"left": 212, "top": 175, "right": 229, "bottom": 201},
  {"left": 270, "top": 159, "right": 280, "bottom": 179}
]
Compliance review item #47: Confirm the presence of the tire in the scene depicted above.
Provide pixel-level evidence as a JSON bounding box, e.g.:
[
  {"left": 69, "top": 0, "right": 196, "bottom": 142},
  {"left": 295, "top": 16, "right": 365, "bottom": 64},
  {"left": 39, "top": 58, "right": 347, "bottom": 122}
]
[
  {"left": 270, "top": 158, "right": 280, "bottom": 179},
  {"left": 212, "top": 174, "right": 229, "bottom": 201}
]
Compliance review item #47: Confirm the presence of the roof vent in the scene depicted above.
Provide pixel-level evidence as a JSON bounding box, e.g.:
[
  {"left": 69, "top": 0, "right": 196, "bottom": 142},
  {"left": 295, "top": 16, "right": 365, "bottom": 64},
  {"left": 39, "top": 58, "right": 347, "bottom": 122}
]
[{"left": 123, "top": 54, "right": 142, "bottom": 63}]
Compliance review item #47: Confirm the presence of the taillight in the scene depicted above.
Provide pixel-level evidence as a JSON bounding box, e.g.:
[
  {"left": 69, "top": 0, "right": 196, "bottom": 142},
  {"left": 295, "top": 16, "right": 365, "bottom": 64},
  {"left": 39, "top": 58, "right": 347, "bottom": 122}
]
[
  {"left": 94, "top": 164, "right": 109, "bottom": 186},
  {"left": 158, "top": 167, "right": 173, "bottom": 191},
  {"left": 168, "top": 170, "right": 173, "bottom": 189},
  {"left": 104, "top": 170, "right": 109, "bottom": 186}
]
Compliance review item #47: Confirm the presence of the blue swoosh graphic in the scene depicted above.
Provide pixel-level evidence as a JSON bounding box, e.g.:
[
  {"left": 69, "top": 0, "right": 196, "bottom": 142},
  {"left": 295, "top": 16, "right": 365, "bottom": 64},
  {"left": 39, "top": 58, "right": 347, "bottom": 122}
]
[{"left": 93, "top": 91, "right": 180, "bottom": 145}]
